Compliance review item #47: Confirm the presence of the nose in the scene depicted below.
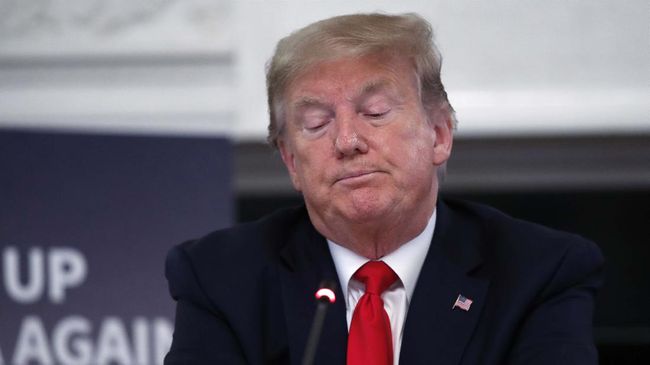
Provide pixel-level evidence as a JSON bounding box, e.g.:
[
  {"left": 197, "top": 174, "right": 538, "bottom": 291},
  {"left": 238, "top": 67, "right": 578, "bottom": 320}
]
[{"left": 333, "top": 115, "right": 369, "bottom": 158}]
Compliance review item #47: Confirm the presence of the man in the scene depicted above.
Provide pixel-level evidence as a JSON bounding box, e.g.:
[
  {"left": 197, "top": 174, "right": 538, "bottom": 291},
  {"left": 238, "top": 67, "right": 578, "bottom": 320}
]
[{"left": 164, "top": 13, "right": 603, "bottom": 365}]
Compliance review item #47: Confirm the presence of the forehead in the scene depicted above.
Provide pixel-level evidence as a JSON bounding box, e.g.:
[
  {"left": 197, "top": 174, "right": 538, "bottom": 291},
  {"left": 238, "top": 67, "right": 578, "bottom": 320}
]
[{"left": 285, "top": 54, "right": 418, "bottom": 102}]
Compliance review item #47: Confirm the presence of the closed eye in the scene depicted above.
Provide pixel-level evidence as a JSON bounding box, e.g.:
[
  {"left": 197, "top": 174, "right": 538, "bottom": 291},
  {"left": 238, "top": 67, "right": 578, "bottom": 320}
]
[
  {"left": 302, "top": 108, "right": 333, "bottom": 134},
  {"left": 303, "top": 117, "right": 332, "bottom": 134},
  {"left": 364, "top": 110, "right": 390, "bottom": 118},
  {"left": 305, "top": 123, "right": 328, "bottom": 132}
]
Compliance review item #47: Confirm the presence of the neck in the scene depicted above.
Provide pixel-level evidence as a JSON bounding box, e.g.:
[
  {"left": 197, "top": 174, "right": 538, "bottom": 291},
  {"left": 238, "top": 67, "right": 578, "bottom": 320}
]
[{"left": 310, "top": 197, "right": 437, "bottom": 260}]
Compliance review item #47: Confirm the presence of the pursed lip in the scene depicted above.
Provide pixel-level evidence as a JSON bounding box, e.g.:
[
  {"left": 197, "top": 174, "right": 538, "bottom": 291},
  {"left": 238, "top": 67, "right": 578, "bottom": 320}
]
[{"left": 334, "top": 169, "right": 381, "bottom": 184}]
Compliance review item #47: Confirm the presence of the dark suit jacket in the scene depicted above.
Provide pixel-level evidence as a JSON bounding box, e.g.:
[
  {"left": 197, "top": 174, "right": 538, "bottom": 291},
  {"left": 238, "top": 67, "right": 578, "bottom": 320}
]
[{"left": 164, "top": 199, "right": 604, "bottom": 365}]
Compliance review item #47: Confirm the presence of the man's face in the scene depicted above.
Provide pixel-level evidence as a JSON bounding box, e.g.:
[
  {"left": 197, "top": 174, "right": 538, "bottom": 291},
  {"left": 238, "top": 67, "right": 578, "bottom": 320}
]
[{"left": 278, "top": 54, "right": 452, "bottom": 229}]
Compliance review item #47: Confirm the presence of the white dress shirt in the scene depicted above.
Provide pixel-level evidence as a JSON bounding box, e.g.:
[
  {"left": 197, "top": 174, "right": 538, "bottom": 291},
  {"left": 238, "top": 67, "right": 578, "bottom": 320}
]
[{"left": 327, "top": 210, "right": 436, "bottom": 365}]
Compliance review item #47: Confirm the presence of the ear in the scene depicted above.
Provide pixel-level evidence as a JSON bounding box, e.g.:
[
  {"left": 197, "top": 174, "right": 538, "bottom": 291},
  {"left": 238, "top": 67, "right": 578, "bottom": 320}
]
[
  {"left": 431, "top": 110, "right": 454, "bottom": 166},
  {"left": 278, "top": 139, "right": 302, "bottom": 192}
]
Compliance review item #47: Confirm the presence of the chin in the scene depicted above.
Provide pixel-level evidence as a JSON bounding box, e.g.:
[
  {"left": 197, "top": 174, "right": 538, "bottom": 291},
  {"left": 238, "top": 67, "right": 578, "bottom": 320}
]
[{"left": 339, "top": 193, "right": 395, "bottom": 223}]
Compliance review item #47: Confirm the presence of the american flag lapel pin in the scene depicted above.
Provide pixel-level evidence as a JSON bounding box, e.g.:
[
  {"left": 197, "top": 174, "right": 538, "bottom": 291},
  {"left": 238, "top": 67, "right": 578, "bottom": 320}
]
[{"left": 452, "top": 294, "right": 473, "bottom": 311}]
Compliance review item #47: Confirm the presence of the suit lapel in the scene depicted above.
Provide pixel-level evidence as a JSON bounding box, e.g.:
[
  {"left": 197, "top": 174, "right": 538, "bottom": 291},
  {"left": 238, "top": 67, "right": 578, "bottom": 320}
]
[
  {"left": 276, "top": 200, "right": 489, "bottom": 365},
  {"left": 279, "top": 212, "right": 348, "bottom": 365},
  {"left": 400, "top": 200, "right": 490, "bottom": 365}
]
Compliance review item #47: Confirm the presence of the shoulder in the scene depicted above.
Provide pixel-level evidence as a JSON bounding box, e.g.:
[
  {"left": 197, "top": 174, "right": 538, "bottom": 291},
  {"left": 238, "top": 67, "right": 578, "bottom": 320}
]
[
  {"left": 176, "top": 204, "right": 308, "bottom": 259},
  {"left": 441, "top": 198, "right": 604, "bottom": 285},
  {"left": 165, "top": 205, "right": 309, "bottom": 300}
]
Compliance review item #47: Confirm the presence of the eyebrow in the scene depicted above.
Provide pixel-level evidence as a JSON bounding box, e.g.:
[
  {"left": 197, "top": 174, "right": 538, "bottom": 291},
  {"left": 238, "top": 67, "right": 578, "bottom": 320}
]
[
  {"left": 354, "top": 79, "right": 402, "bottom": 103},
  {"left": 359, "top": 79, "right": 391, "bottom": 97},
  {"left": 290, "top": 78, "right": 399, "bottom": 111},
  {"left": 292, "top": 96, "right": 331, "bottom": 111}
]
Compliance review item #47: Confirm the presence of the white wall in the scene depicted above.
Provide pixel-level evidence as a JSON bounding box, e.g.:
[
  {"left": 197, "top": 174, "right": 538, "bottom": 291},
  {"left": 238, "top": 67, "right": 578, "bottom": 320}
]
[{"left": 1, "top": 0, "right": 647, "bottom": 139}]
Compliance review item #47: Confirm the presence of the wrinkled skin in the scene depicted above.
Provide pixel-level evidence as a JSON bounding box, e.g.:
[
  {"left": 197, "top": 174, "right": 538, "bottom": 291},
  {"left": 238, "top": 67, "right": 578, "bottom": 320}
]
[{"left": 279, "top": 54, "right": 453, "bottom": 259}]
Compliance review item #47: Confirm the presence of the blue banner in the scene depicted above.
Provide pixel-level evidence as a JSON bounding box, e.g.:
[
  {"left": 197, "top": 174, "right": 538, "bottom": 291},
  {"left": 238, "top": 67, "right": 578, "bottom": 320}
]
[{"left": 0, "top": 130, "right": 233, "bottom": 365}]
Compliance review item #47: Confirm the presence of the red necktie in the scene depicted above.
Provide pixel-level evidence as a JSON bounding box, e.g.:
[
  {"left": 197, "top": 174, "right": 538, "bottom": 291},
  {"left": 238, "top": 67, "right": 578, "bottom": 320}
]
[{"left": 347, "top": 261, "right": 399, "bottom": 365}]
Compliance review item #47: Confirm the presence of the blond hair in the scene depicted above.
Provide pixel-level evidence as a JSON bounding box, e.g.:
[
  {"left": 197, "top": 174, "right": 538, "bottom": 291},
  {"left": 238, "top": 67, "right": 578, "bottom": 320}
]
[{"left": 266, "top": 13, "right": 455, "bottom": 148}]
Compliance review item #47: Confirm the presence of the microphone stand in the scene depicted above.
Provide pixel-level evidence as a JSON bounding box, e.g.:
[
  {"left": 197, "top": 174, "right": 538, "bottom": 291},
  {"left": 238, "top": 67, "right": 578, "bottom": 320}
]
[{"left": 301, "top": 281, "right": 337, "bottom": 365}]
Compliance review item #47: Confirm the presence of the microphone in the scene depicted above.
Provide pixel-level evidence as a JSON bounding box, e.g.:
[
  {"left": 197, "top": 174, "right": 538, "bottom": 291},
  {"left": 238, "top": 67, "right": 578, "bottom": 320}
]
[{"left": 301, "top": 280, "right": 337, "bottom": 365}]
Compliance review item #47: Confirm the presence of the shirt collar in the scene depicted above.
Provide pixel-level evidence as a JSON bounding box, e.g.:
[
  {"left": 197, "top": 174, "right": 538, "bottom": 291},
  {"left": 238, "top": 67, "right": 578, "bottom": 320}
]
[{"left": 327, "top": 209, "right": 437, "bottom": 305}]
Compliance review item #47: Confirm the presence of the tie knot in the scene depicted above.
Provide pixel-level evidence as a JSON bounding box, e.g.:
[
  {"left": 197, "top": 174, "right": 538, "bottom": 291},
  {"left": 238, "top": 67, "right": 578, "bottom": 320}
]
[{"left": 353, "top": 261, "right": 398, "bottom": 295}]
